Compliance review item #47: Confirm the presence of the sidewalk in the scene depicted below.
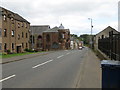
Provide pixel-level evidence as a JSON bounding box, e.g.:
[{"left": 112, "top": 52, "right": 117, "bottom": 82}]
[
  {"left": 78, "top": 49, "right": 102, "bottom": 88},
  {"left": 1, "top": 51, "right": 53, "bottom": 64}
]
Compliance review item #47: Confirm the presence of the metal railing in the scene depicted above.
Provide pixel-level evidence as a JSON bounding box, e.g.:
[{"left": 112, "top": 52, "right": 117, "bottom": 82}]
[{"left": 98, "top": 31, "right": 120, "bottom": 61}]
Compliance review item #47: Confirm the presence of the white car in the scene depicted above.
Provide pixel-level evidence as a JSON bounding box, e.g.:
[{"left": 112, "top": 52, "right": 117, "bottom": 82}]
[{"left": 79, "top": 47, "right": 82, "bottom": 50}]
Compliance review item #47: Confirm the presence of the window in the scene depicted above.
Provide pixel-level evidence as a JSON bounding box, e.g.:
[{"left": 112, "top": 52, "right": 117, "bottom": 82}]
[
  {"left": 3, "top": 15, "right": 6, "bottom": 21},
  {"left": 59, "top": 33, "right": 62, "bottom": 39},
  {"left": 26, "top": 23, "right": 27, "bottom": 28},
  {"left": 22, "top": 43, "right": 24, "bottom": 48},
  {"left": 102, "top": 35, "right": 104, "bottom": 39},
  {"left": 11, "top": 30, "right": 14, "bottom": 37},
  {"left": 4, "top": 43, "right": 7, "bottom": 52},
  {"left": 12, "top": 43, "right": 14, "bottom": 50},
  {"left": 18, "top": 34, "right": 20, "bottom": 40},
  {"left": 11, "top": 17, "right": 14, "bottom": 21},
  {"left": 18, "top": 23, "right": 20, "bottom": 28},
  {"left": 52, "top": 42, "right": 59, "bottom": 49},
  {"left": 0, "top": 43, "right": 2, "bottom": 50},
  {"left": 38, "top": 35, "right": 42, "bottom": 40},
  {"left": 46, "top": 34, "right": 50, "bottom": 42},
  {"left": 0, "top": 28, "right": 2, "bottom": 36},
  {"left": 11, "top": 17, "right": 14, "bottom": 24},
  {"left": 62, "top": 34, "right": 65, "bottom": 38},
  {"left": 26, "top": 33, "right": 28, "bottom": 38},
  {"left": 26, "top": 43, "right": 28, "bottom": 48},
  {"left": 4, "top": 29, "right": 7, "bottom": 37},
  {"left": 22, "top": 32, "right": 24, "bottom": 38},
  {"left": 22, "top": 23, "right": 24, "bottom": 27}
]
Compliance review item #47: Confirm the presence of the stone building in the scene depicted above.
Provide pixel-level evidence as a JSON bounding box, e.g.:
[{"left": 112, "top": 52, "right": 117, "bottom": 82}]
[
  {"left": 43, "top": 24, "right": 70, "bottom": 51},
  {"left": 0, "top": 7, "right": 30, "bottom": 53},
  {"left": 94, "top": 26, "right": 119, "bottom": 51},
  {"left": 30, "top": 25, "right": 50, "bottom": 51},
  {"left": 70, "top": 36, "right": 79, "bottom": 50}
]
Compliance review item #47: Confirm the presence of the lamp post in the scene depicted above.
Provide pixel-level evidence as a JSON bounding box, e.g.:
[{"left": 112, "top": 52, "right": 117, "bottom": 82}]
[{"left": 88, "top": 18, "right": 93, "bottom": 48}]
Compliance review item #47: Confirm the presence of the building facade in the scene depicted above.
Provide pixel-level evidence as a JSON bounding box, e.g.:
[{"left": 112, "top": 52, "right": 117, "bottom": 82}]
[
  {"left": 94, "top": 26, "right": 119, "bottom": 51},
  {"left": 30, "top": 25, "right": 50, "bottom": 51},
  {"left": 70, "top": 36, "right": 78, "bottom": 49},
  {"left": 0, "top": 7, "right": 30, "bottom": 53},
  {"left": 43, "top": 24, "right": 70, "bottom": 51}
]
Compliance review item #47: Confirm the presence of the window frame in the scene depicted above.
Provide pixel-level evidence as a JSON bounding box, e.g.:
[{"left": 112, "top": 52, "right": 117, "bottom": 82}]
[
  {"left": 4, "top": 43, "right": 7, "bottom": 52},
  {"left": 11, "top": 30, "right": 15, "bottom": 37},
  {"left": 18, "top": 34, "right": 20, "bottom": 40},
  {"left": 3, "top": 14, "right": 6, "bottom": 21},
  {"left": 4, "top": 29, "right": 7, "bottom": 37},
  {"left": 12, "top": 43, "right": 14, "bottom": 50},
  {"left": 26, "top": 33, "right": 28, "bottom": 38}
]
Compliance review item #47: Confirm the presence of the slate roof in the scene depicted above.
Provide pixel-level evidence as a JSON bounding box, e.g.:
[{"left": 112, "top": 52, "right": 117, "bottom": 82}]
[
  {"left": 1, "top": 7, "right": 30, "bottom": 23},
  {"left": 43, "top": 26, "right": 59, "bottom": 33},
  {"left": 96, "top": 26, "right": 119, "bottom": 36},
  {"left": 14, "top": 13, "right": 30, "bottom": 23},
  {"left": 43, "top": 24, "right": 70, "bottom": 33},
  {"left": 30, "top": 25, "right": 50, "bottom": 34}
]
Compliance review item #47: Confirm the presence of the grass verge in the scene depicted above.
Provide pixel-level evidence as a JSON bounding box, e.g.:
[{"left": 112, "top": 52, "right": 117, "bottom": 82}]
[{"left": 0, "top": 51, "right": 45, "bottom": 59}]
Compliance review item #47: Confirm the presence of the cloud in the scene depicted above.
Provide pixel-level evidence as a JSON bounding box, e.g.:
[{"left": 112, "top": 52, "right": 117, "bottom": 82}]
[{"left": 1, "top": 0, "right": 119, "bottom": 36}]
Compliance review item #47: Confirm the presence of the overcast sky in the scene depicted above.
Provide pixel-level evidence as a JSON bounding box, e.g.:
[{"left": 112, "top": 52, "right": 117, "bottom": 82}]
[{"left": 1, "top": 0, "right": 119, "bottom": 36}]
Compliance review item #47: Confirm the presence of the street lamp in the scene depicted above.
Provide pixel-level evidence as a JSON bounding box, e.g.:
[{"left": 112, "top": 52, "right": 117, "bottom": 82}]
[{"left": 88, "top": 18, "right": 93, "bottom": 48}]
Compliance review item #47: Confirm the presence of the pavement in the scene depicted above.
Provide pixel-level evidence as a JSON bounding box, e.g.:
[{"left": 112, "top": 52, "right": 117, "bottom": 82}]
[
  {"left": 78, "top": 49, "right": 102, "bottom": 88},
  {"left": 1, "top": 48, "right": 102, "bottom": 88}
]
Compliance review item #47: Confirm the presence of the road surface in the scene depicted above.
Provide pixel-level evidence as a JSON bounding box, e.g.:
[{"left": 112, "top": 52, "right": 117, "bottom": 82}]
[{"left": 2, "top": 48, "right": 88, "bottom": 88}]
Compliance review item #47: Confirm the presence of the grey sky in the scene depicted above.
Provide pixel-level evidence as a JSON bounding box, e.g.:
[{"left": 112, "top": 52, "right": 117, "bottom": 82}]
[{"left": 1, "top": 0, "right": 119, "bottom": 36}]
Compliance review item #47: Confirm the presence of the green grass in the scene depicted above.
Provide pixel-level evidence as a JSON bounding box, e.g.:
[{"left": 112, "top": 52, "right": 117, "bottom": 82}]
[{"left": 0, "top": 51, "right": 45, "bottom": 59}]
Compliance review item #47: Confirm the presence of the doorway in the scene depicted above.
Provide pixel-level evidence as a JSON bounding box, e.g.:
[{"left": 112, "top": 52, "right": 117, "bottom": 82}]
[{"left": 16, "top": 46, "right": 21, "bottom": 53}]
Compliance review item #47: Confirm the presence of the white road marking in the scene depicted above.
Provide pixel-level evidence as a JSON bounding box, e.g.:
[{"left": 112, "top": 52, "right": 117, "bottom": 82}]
[
  {"left": 32, "top": 60, "right": 53, "bottom": 68},
  {"left": 0, "top": 75, "right": 16, "bottom": 82},
  {"left": 57, "top": 55, "right": 64, "bottom": 58}
]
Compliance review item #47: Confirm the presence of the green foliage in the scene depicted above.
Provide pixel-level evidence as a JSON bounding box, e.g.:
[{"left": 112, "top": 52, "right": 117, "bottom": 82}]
[
  {"left": 24, "top": 48, "right": 35, "bottom": 52},
  {"left": 79, "top": 34, "right": 90, "bottom": 45},
  {"left": 7, "top": 50, "right": 11, "bottom": 54},
  {"left": 2, "top": 51, "right": 43, "bottom": 58}
]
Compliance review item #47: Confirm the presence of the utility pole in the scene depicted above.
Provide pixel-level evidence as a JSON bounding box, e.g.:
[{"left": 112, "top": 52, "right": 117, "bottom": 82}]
[{"left": 88, "top": 18, "right": 93, "bottom": 48}]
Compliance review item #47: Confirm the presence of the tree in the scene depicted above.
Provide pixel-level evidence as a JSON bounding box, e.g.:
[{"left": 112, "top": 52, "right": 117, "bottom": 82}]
[{"left": 79, "top": 34, "right": 90, "bottom": 45}]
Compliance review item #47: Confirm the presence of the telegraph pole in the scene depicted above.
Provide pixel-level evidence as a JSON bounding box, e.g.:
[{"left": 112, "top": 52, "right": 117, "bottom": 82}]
[{"left": 88, "top": 18, "right": 93, "bottom": 48}]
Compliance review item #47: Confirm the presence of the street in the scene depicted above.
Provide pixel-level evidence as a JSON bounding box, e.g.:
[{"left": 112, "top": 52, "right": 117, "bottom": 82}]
[{"left": 1, "top": 48, "right": 88, "bottom": 88}]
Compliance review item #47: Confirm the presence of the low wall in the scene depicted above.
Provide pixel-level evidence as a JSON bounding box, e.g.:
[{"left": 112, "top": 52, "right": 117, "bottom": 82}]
[{"left": 95, "top": 49, "right": 110, "bottom": 60}]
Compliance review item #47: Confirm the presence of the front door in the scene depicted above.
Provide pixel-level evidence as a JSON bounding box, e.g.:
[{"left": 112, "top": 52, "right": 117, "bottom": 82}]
[{"left": 16, "top": 46, "right": 21, "bottom": 53}]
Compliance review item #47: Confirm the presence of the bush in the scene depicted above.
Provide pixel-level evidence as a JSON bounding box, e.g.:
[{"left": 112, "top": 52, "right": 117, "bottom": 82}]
[
  {"left": 24, "top": 48, "right": 34, "bottom": 52},
  {"left": 34, "top": 50, "right": 38, "bottom": 52},
  {"left": 7, "top": 50, "right": 11, "bottom": 54}
]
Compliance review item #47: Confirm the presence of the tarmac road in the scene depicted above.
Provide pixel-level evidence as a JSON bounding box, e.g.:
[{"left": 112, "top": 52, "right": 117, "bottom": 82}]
[{"left": 2, "top": 48, "right": 88, "bottom": 88}]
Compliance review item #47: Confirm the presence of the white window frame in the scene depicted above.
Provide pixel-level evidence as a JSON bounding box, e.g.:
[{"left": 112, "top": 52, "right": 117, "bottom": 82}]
[
  {"left": 11, "top": 30, "right": 14, "bottom": 37},
  {"left": 3, "top": 15, "right": 6, "bottom": 21}
]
